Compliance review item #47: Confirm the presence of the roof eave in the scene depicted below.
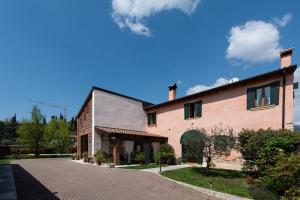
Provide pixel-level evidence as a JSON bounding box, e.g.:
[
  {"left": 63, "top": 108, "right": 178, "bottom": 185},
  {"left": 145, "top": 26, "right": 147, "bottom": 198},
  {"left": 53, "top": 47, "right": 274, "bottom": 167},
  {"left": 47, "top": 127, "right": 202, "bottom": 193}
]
[
  {"left": 76, "top": 86, "right": 154, "bottom": 119},
  {"left": 145, "top": 65, "right": 297, "bottom": 111}
]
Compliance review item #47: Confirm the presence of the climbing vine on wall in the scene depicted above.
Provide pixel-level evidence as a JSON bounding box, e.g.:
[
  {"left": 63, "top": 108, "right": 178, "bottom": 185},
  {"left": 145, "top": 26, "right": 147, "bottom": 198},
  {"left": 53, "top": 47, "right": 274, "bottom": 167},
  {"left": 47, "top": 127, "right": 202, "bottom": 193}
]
[{"left": 180, "top": 129, "right": 205, "bottom": 164}]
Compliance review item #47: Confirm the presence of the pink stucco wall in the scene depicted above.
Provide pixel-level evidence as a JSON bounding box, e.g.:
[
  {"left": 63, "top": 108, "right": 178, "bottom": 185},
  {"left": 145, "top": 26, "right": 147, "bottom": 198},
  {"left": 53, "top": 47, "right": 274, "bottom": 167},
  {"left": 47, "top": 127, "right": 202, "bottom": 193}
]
[{"left": 147, "top": 73, "right": 294, "bottom": 157}]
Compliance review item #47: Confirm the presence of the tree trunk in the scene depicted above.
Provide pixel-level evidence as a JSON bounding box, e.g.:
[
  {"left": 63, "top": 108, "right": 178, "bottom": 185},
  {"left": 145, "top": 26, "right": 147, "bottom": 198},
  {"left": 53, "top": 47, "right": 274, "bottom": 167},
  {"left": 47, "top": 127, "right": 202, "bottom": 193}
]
[
  {"left": 35, "top": 146, "right": 39, "bottom": 158},
  {"left": 206, "top": 157, "right": 211, "bottom": 175}
]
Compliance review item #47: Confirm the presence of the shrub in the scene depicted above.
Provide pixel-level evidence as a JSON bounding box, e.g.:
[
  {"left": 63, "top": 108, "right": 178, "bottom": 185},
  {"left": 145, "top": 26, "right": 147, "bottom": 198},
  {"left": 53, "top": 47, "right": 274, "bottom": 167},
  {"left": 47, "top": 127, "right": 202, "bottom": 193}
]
[
  {"left": 93, "top": 150, "right": 104, "bottom": 165},
  {"left": 155, "top": 144, "right": 176, "bottom": 165},
  {"left": 134, "top": 152, "right": 145, "bottom": 164},
  {"left": 282, "top": 187, "right": 300, "bottom": 200},
  {"left": 238, "top": 129, "right": 299, "bottom": 175},
  {"left": 176, "top": 157, "right": 182, "bottom": 165},
  {"left": 71, "top": 153, "right": 78, "bottom": 160},
  {"left": 102, "top": 151, "right": 112, "bottom": 163},
  {"left": 180, "top": 129, "right": 205, "bottom": 164},
  {"left": 262, "top": 153, "right": 300, "bottom": 196},
  {"left": 82, "top": 151, "right": 88, "bottom": 162},
  {"left": 249, "top": 183, "right": 279, "bottom": 200}
]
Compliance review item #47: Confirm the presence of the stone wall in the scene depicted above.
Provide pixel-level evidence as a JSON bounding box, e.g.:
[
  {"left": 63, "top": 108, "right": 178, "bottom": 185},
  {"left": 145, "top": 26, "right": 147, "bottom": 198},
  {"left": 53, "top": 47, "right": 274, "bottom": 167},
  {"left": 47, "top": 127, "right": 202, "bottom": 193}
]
[{"left": 77, "top": 97, "right": 92, "bottom": 157}]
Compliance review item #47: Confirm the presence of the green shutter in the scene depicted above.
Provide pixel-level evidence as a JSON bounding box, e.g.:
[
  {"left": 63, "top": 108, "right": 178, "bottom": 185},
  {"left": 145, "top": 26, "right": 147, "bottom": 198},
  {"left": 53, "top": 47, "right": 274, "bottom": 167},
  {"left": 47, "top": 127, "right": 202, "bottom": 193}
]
[
  {"left": 184, "top": 104, "right": 190, "bottom": 120},
  {"left": 153, "top": 112, "right": 156, "bottom": 125},
  {"left": 270, "top": 81, "right": 280, "bottom": 105},
  {"left": 147, "top": 113, "right": 151, "bottom": 125},
  {"left": 195, "top": 101, "right": 202, "bottom": 117},
  {"left": 247, "top": 87, "right": 256, "bottom": 110}
]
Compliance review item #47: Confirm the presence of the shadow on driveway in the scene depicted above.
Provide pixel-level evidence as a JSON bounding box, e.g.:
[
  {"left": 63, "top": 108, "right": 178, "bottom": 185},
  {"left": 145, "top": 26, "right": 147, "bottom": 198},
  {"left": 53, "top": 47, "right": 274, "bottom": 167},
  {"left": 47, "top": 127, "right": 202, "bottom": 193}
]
[{"left": 11, "top": 164, "right": 59, "bottom": 200}]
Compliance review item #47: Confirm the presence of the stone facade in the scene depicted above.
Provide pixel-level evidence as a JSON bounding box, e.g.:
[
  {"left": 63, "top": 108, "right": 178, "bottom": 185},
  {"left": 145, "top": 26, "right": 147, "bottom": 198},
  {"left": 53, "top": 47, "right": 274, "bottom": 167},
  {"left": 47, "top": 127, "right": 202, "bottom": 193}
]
[{"left": 77, "top": 97, "right": 92, "bottom": 157}]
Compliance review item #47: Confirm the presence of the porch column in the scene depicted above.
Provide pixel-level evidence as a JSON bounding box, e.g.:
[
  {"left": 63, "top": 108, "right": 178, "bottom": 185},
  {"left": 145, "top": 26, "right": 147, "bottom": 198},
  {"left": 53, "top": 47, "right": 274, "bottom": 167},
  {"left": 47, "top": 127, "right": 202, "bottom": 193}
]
[{"left": 113, "top": 142, "right": 120, "bottom": 166}]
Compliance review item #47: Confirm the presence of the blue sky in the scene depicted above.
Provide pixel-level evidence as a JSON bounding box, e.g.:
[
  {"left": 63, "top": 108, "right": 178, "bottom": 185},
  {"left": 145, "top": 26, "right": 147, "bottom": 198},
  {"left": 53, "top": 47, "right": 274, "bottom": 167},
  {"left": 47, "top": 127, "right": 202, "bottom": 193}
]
[{"left": 0, "top": 0, "right": 300, "bottom": 122}]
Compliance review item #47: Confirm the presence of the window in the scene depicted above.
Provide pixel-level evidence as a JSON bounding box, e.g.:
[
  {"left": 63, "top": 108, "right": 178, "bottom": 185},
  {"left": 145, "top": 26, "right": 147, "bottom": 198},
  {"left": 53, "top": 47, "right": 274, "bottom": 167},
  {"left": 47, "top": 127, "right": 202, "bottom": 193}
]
[
  {"left": 255, "top": 86, "right": 271, "bottom": 107},
  {"left": 147, "top": 112, "right": 156, "bottom": 126},
  {"left": 189, "top": 103, "right": 195, "bottom": 118},
  {"left": 247, "top": 81, "right": 280, "bottom": 110},
  {"left": 184, "top": 101, "right": 202, "bottom": 120}
]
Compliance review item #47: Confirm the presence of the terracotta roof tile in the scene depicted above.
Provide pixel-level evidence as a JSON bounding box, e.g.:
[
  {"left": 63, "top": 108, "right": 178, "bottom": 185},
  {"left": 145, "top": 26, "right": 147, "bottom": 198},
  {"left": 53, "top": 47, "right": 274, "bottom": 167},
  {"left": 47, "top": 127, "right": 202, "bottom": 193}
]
[{"left": 95, "top": 126, "right": 167, "bottom": 138}]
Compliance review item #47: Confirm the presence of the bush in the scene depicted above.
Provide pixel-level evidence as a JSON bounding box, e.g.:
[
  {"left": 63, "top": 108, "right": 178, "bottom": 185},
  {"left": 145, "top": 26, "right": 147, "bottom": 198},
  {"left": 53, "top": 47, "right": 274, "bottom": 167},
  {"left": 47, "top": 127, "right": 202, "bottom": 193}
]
[
  {"left": 93, "top": 150, "right": 104, "bottom": 165},
  {"left": 282, "top": 187, "right": 300, "bottom": 200},
  {"left": 71, "top": 153, "right": 78, "bottom": 160},
  {"left": 176, "top": 157, "right": 182, "bottom": 165},
  {"left": 82, "top": 151, "right": 88, "bottom": 162},
  {"left": 180, "top": 129, "right": 205, "bottom": 163},
  {"left": 249, "top": 183, "right": 279, "bottom": 200},
  {"left": 238, "top": 129, "right": 299, "bottom": 175},
  {"left": 102, "top": 151, "right": 112, "bottom": 163},
  {"left": 155, "top": 144, "right": 176, "bottom": 165},
  {"left": 262, "top": 153, "right": 300, "bottom": 196},
  {"left": 134, "top": 152, "right": 145, "bottom": 164}
]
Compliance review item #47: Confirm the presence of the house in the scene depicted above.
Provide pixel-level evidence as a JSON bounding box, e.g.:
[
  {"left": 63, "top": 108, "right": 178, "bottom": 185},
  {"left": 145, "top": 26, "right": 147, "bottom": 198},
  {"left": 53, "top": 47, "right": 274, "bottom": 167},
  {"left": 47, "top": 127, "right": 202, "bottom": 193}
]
[{"left": 76, "top": 48, "right": 297, "bottom": 169}]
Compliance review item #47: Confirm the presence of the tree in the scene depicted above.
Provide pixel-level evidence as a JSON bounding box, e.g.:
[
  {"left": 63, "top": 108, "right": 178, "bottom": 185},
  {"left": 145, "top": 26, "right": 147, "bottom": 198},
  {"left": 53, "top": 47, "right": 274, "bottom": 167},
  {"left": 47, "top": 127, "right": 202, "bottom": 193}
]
[
  {"left": 17, "top": 106, "right": 45, "bottom": 157},
  {"left": 43, "top": 117, "right": 47, "bottom": 125},
  {"left": 202, "top": 127, "right": 235, "bottom": 173},
  {"left": 155, "top": 144, "right": 176, "bottom": 165},
  {"left": 45, "top": 118, "right": 71, "bottom": 155},
  {"left": 69, "top": 117, "right": 76, "bottom": 132},
  {"left": 238, "top": 129, "right": 299, "bottom": 175},
  {"left": 0, "top": 114, "right": 18, "bottom": 145}
]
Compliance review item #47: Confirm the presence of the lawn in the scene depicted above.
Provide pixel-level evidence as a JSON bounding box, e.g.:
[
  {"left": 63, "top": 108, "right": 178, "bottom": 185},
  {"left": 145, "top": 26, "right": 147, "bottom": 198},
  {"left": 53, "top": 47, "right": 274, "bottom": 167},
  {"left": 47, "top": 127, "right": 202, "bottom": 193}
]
[
  {"left": 0, "top": 159, "right": 10, "bottom": 165},
  {"left": 122, "top": 163, "right": 166, "bottom": 170},
  {"left": 7, "top": 154, "right": 72, "bottom": 159},
  {"left": 161, "top": 167, "right": 251, "bottom": 198}
]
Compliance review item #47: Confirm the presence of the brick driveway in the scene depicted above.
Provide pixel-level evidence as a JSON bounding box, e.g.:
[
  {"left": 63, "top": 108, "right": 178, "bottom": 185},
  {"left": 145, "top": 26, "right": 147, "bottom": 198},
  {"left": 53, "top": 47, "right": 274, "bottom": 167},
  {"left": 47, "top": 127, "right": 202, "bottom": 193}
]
[{"left": 11, "top": 158, "right": 220, "bottom": 200}]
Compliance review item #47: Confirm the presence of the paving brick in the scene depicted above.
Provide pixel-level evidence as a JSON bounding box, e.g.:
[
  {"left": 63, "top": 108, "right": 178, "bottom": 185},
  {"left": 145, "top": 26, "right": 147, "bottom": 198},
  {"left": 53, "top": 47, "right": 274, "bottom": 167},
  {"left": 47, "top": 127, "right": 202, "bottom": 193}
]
[{"left": 12, "top": 158, "right": 220, "bottom": 200}]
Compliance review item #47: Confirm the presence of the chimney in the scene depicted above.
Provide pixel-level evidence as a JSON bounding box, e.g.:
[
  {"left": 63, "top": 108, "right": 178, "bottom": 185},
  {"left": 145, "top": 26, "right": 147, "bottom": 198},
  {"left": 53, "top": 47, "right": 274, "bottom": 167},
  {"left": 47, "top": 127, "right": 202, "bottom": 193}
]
[
  {"left": 280, "top": 48, "right": 293, "bottom": 68},
  {"left": 168, "top": 83, "right": 177, "bottom": 101}
]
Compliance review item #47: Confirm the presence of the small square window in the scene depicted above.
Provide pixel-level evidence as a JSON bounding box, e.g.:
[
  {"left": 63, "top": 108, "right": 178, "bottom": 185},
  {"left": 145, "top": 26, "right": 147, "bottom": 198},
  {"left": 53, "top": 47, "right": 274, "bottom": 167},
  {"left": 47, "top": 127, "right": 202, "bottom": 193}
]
[
  {"left": 184, "top": 101, "right": 202, "bottom": 120},
  {"left": 147, "top": 112, "right": 156, "bottom": 126}
]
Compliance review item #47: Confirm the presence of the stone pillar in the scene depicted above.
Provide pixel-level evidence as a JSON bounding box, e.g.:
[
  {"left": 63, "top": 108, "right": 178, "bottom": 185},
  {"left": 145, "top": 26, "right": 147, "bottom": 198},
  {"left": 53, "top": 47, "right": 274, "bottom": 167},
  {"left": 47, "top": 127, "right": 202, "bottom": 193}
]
[{"left": 113, "top": 142, "right": 120, "bottom": 166}]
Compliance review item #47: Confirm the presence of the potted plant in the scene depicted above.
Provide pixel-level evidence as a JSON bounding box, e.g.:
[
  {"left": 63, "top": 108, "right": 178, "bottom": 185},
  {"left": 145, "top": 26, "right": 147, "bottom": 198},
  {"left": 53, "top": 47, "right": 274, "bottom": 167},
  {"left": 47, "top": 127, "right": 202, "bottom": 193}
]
[
  {"left": 134, "top": 152, "right": 145, "bottom": 165},
  {"left": 93, "top": 150, "right": 104, "bottom": 165},
  {"left": 71, "top": 153, "right": 78, "bottom": 160},
  {"left": 82, "top": 151, "right": 88, "bottom": 162}
]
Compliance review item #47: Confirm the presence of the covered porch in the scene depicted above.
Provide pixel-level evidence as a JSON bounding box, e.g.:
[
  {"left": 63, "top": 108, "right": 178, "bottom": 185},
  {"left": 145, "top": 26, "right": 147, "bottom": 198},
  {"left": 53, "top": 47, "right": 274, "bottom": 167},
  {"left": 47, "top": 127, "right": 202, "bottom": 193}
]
[{"left": 95, "top": 126, "right": 168, "bottom": 165}]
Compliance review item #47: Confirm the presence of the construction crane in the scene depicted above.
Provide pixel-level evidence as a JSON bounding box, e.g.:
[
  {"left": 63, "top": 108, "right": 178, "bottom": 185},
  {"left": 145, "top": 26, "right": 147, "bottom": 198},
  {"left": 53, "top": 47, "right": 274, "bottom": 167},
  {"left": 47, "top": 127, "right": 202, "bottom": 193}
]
[{"left": 29, "top": 99, "right": 67, "bottom": 119}]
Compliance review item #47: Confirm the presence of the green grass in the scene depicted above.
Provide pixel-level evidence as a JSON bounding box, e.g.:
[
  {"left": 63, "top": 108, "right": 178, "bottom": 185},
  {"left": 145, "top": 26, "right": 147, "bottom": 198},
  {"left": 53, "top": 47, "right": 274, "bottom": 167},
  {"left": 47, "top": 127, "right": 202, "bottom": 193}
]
[
  {"left": 0, "top": 159, "right": 10, "bottom": 165},
  {"left": 6, "top": 154, "right": 72, "bottom": 160},
  {"left": 0, "top": 154, "right": 71, "bottom": 164},
  {"left": 162, "top": 167, "right": 251, "bottom": 198},
  {"left": 122, "top": 163, "right": 166, "bottom": 170}
]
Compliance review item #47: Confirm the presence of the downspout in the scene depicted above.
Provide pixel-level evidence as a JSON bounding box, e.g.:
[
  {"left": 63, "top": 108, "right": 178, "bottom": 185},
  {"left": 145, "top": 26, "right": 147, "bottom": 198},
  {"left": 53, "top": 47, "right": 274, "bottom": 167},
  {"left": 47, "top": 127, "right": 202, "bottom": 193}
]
[{"left": 282, "top": 71, "right": 286, "bottom": 129}]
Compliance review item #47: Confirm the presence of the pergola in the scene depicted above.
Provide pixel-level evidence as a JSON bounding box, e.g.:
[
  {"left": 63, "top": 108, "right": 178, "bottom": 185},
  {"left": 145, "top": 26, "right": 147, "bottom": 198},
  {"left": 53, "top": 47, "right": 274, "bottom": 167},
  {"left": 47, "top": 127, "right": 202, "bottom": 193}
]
[{"left": 95, "top": 126, "right": 168, "bottom": 165}]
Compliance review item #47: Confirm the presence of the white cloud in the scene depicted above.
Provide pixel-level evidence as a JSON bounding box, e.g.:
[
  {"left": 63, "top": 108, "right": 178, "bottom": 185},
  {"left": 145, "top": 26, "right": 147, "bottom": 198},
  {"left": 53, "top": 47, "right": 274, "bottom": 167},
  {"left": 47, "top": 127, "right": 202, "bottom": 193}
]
[
  {"left": 186, "top": 77, "right": 239, "bottom": 95},
  {"left": 226, "top": 14, "right": 292, "bottom": 64},
  {"left": 226, "top": 21, "right": 281, "bottom": 63},
  {"left": 111, "top": 0, "right": 200, "bottom": 36},
  {"left": 273, "top": 13, "right": 292, "bottom": 27}
]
